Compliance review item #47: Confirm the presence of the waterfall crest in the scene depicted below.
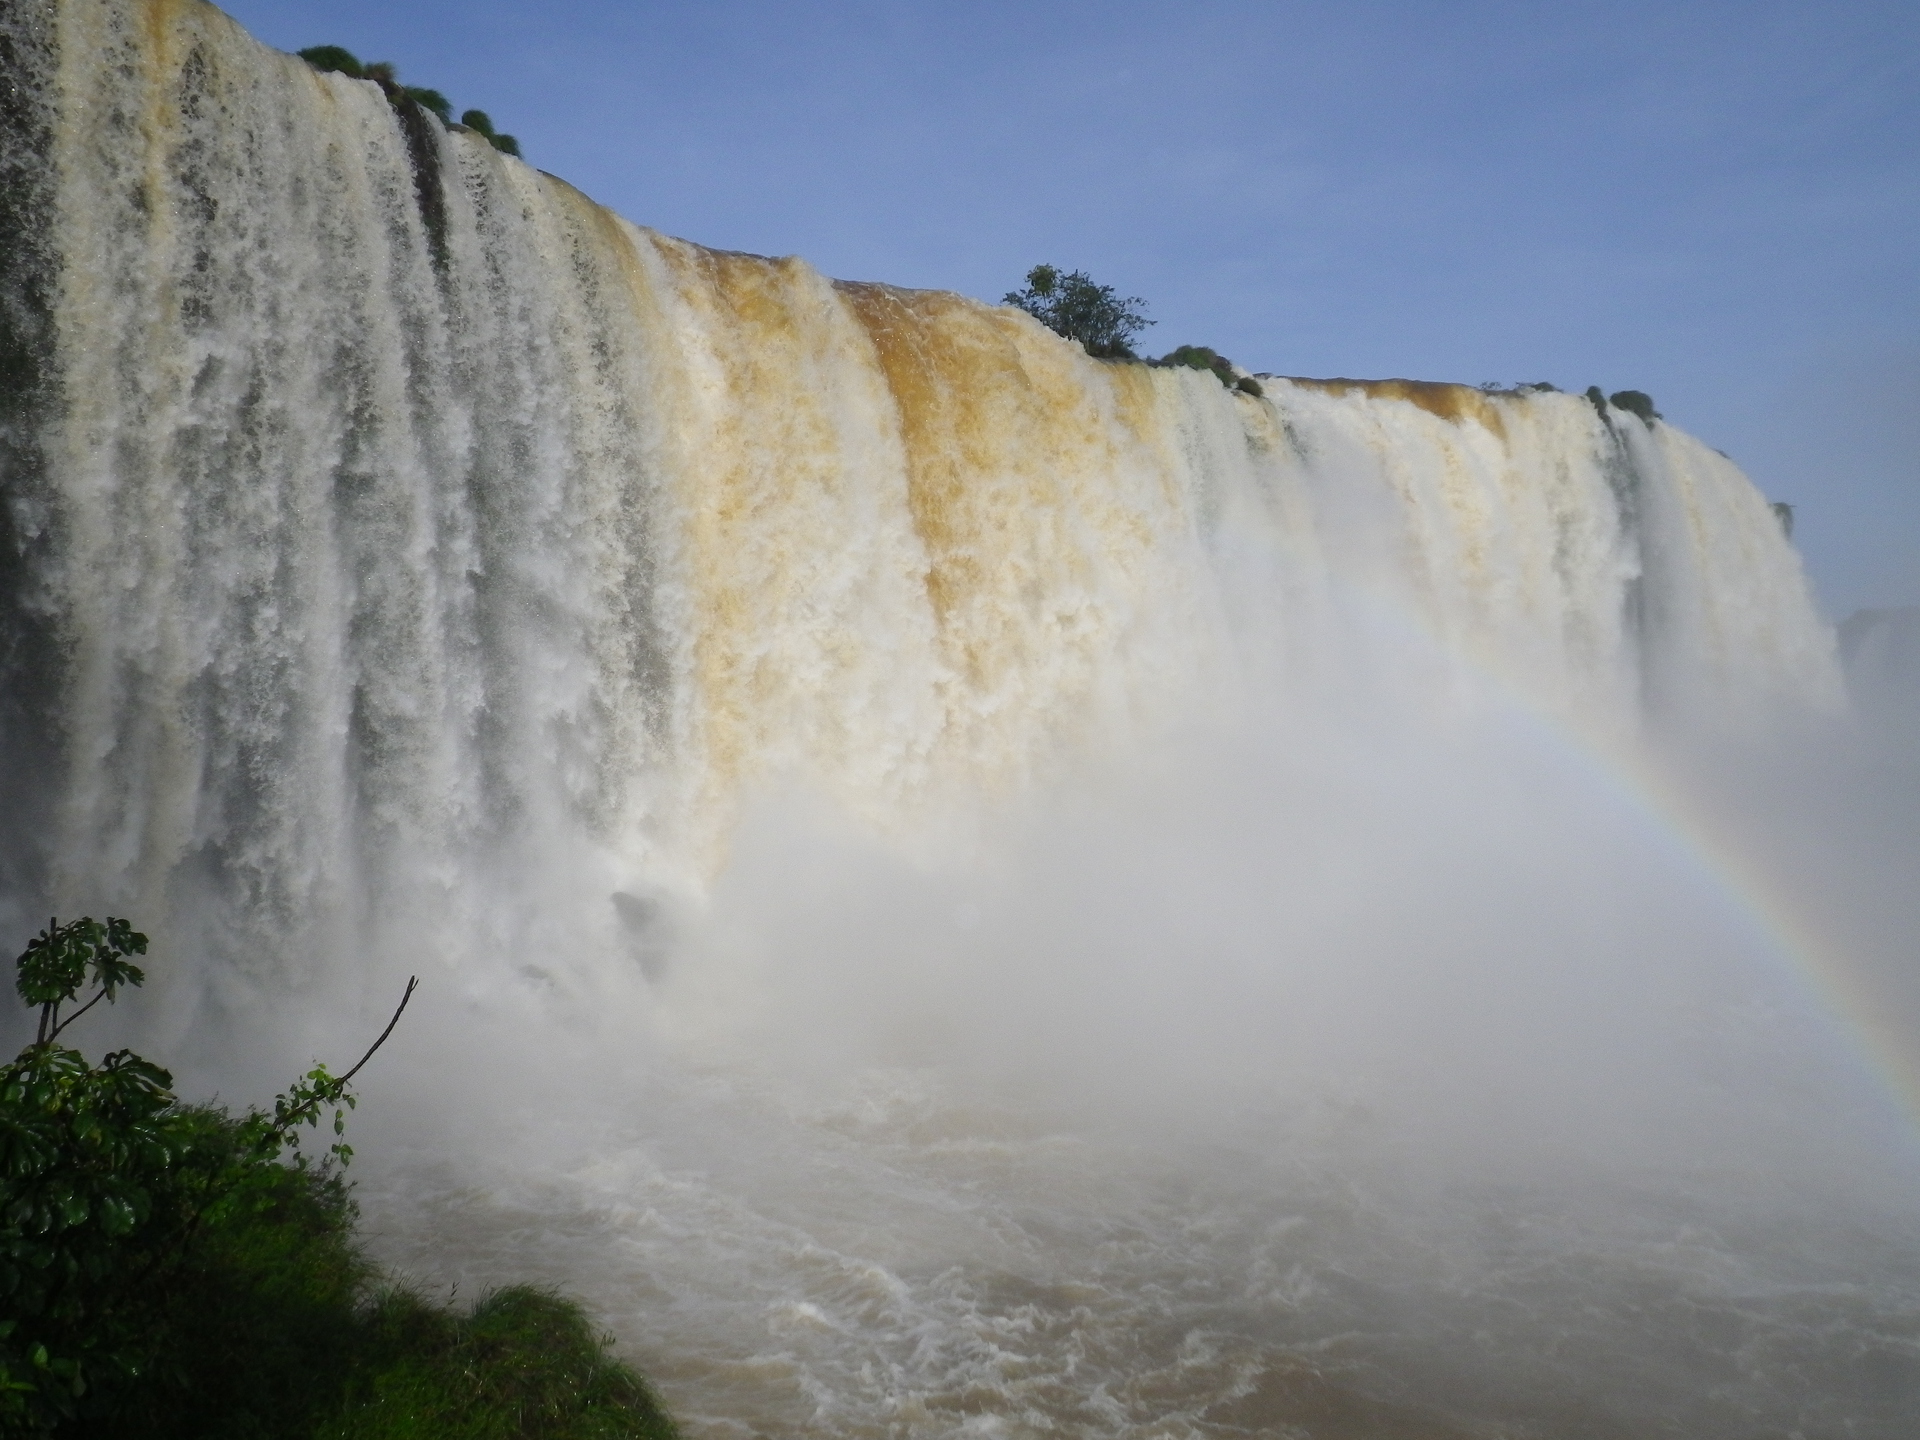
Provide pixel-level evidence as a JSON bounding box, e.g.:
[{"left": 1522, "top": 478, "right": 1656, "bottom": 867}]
[{"left": 2, "top": 0, "right": 1838, "bottom": 990}]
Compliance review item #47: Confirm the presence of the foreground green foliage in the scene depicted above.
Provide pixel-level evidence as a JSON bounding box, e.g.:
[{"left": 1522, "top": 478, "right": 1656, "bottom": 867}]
[
  {"left": 1, "top": 917, "right": 185, "bottom": 1422},
  {"left": 1003, "top": 264, "right": 1153, "bottom": 358},
  {"left": 82, "top": 1116, "right": 372, "bottom": 1438},
  {"left": 298, "top": 46, "right": 521, "bottom": 156},
  {"left": 0, "top": 920, "right": 673, "bottom": 1437},
  {"left": 84, "top": 1144, "right": 674, "bottom": 1440},
  {"left": 2, "top": 915, "right": 393, "bottom": 1427}
]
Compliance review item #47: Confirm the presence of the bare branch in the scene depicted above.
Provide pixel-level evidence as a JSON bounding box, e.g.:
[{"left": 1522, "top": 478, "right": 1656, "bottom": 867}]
[
  {"left": 336, "top": 975, "right": 419, "bottom": 1088},
  {"left": 251, "top": 976, "right": 422, "bottom": 1158},
  {"left": 45, "top": 985, "right": 110, "bottom": 1045}
]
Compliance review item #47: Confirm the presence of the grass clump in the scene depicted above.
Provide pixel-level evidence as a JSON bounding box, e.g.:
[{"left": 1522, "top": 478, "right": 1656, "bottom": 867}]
[{"left": 326, "top": 1287, "right": 675, "bottom": 1440}]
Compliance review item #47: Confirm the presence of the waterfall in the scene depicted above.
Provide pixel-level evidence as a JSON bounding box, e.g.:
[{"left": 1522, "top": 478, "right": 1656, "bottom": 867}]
[
  {"left": 13, "top": 6, "right": 1920, "bottom": 1437},
  {"left": 0, "top": 0, "right": 1838, "bottom": 1001}
]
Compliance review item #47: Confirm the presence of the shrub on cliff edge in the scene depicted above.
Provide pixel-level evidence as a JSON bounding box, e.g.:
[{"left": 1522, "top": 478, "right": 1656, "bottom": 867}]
[
  {"left": 297, "top": 46, "right": 521, "bottom": 156},
  {"left": 1608, "top": 390, "right": 1660, "bottom": 424},
  {"left": 1159, "top": 345, "right": 1263, "bottom": 396},
  {"left": 1003, "top": 264, "right": 1154, "bottom": 359}
]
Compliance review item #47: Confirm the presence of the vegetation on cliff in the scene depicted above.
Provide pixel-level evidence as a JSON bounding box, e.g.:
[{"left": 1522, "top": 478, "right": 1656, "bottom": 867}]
[
  {"left": 298, "top": 46, "right": 521, "bottom": 157},
  {"left": 1003, "top": 264, "right": 1153, "bottom": 358},
  {"left": 1607, "top": 389, "right": 1660, "bottom": 424},
  {"left": 1580, "top": 384, "right": 1662, "bottom": 425},
  {"left": 1157, "top": 344, "right": 1264, "bottom": 396},
  {"left": 999, "top": 268, "right": 1272, "bottom": 396}
]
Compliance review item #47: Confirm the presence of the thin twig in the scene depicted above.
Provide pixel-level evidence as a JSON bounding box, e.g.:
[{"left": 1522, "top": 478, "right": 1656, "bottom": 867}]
[
  {"left": 336, "top": 975, "right": 419, "bottom": 1088},
  {"left": 44, "top": 986, "right": 110, "bottom": 1046},
  {"left": 265, "top": 976, "right": 420, "bottom": 1135},
  {"left": 131, "top": 975, "right": 423, "bottom": 1289}
]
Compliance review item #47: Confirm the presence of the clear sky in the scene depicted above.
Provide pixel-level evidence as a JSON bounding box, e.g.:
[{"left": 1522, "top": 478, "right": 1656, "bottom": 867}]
[{"left": 214, "top": 0, "right": 1917, "bottom": 617}]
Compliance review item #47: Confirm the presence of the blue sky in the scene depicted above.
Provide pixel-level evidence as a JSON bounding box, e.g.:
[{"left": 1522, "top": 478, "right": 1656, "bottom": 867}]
[{"left": 217, "top": 0, "right": 1917, "bottom": 616}]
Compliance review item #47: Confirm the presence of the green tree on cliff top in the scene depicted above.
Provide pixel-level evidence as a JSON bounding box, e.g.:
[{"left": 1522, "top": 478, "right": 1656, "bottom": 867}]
[{"left": 1003, "top": 264, "right": 1154, "bottom": 359}]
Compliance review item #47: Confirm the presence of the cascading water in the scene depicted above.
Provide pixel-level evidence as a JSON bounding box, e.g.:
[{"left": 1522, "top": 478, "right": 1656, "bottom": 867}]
[{"left": 6, "top": 3, "right": 1915, "bottom": 1436}]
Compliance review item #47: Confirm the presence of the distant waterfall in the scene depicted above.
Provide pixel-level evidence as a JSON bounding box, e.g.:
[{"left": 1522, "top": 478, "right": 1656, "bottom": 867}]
[{"left": 0, "top": 0, "right": 1838, "bottom": 1001}]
